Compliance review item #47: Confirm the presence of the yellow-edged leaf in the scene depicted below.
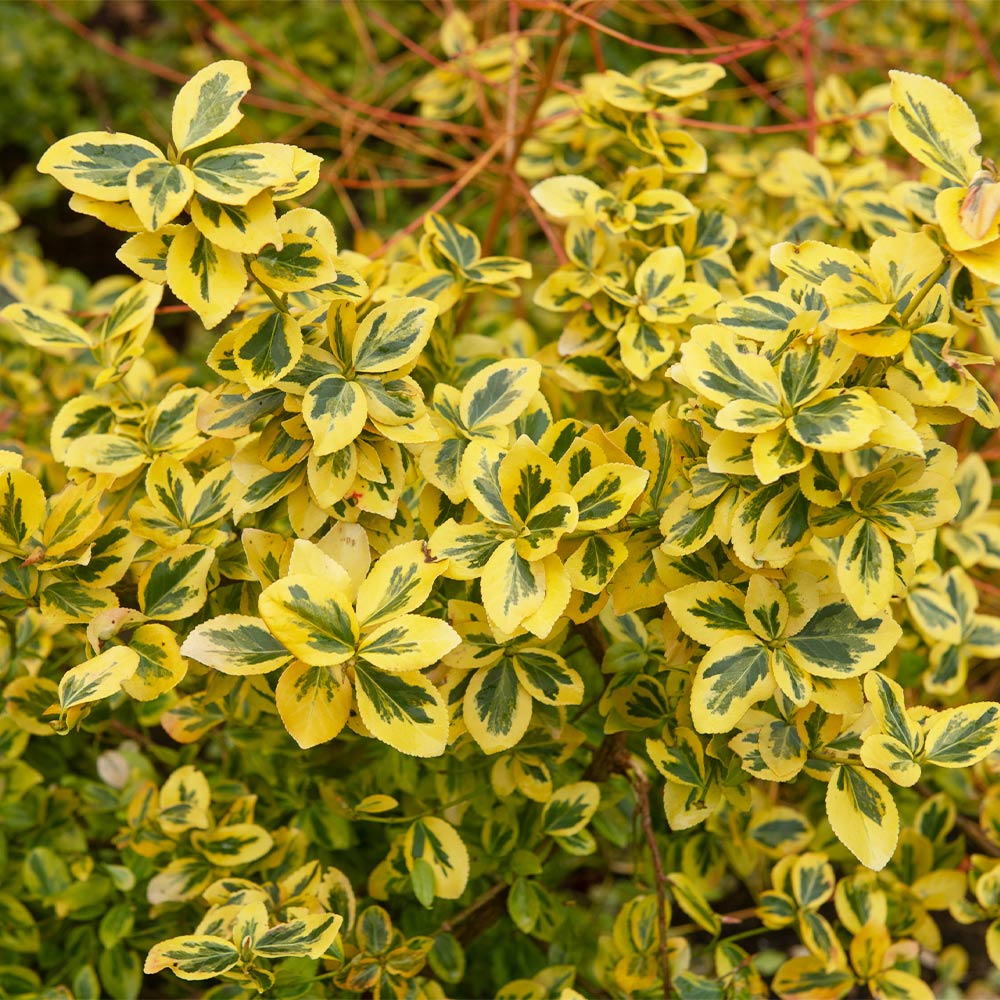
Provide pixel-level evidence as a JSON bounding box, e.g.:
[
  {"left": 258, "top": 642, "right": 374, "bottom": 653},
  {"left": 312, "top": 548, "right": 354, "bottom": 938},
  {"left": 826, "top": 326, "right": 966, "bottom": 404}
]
[
  {"left": 353, "top": 661, "right": 448, "bottom": 758},
  {"left": 38, "top": 131, "right": 164, "bottom": 200},
  {"left": 69, "top": 192, "right": 144, "bottom": 232},
  {"left": 144, "top": 936, "right": 240, "bottom": 981},
  {"left": 190, "top": 191, "right": 280, "bottom": 254},
  {"left": 459, "top": 358, "right": 542, "bottom": 432},
  {"left": 888, "top": 70, "right": 980, "bottom": 185},
  {"left": 542, "top": 781, "right": 600, "bottom": 837},
  {"left": 137, "top": 545, "right": 214, "bottom": 620},
  {"left": 191, "top": 142, "right": 295, "bottom": 205},
  {"left": 464, "top": 661, "right": 532, "bottom": 754},
  {"left": 302, "top": 375, "right": 367, "bottom": 457},
  {"left": 481, "top": 538, "right": 545, "bottom": 633},
  {"left": 838, "top": 520, "right": 895, "bottom": 617},
  {"left": 666, "top": 581, "right": 748, "bottom": 647},
  {"left": 0, "top": 468, "right": 46, "bottom": 554},
  {"left": 250, "top": 233, "right": 336, "bottom": 293},
  {"left": 404, "top": 818, "right": 469, "bottom": 900},
  {"left": 172, "top": 60, "right": 251, "bottom": 155},
  {"left": 253, "top": 913, "right": 342, "bottom": 959},
  {"left": 117, "top": 226, "right": 183, "bottom": 283},
  {"left": 232, "top": 309, "right": 303, "bottom": 391},
  {"left": 165, "top": 224, "right": 246, "bottom": 329},
  {"left": 190, "top": 824, "right": 273, "bottom": 866},
  {"left": 59, "top": 646, "right": 139, "bottom": 713},
  {"left": 275, "top": 661, "right": 351, "bottom": 748},
  {"left": 0, "top": 303, "right": 92, "bottom": 356},
  {"left": 922, "top": 703, "right": 1000, "bottom": 768},
  {"left": 121, "top": 624, "right": 187, "bottom": 701},
  {"left": 825, "top": 765, "right": 899, "bottom": 870},
  {"left": 127, "top": 158, "right": 194, "bottom": 231},
  {"left": 181, "top": 614, "right": 293, "bottom": 675},
  {"left": 690, "top": 635, "right": 773, "bottom": 733},
  {"left": 258, "top": 575, "right": 358, "bottom": 666},
  {"left": 358, "top": 615, "right": 459, "bottom": 672},
  {"left": 351, "top": 298, "right": 437, "bottom": 374}
]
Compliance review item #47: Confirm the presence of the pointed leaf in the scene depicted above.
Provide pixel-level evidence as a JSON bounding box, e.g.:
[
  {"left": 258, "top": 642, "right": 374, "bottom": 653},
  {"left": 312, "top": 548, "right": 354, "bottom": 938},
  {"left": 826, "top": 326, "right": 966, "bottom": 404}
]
[
  {"left": 181, "top": 614, "right": 293, "bottom": 675},
  {"left": 353, "top": 661, "right": 447, "bottom": 758}
]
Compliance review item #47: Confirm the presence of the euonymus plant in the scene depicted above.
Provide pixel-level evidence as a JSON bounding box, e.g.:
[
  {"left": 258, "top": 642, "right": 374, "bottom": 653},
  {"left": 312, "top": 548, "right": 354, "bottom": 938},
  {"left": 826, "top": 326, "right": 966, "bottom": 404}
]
[{"left": 4, "top": 32, "right": 1000, "bottom": 999}]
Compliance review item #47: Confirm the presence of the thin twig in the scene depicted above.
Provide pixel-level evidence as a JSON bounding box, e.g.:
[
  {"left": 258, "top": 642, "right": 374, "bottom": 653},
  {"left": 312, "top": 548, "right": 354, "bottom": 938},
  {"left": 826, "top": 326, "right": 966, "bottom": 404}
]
[
  {"left": 629, "top": 761, "right": 672, "bottom": 999},
  {"left": 441, "top": 881, "right": 508, "bottom": 934}
]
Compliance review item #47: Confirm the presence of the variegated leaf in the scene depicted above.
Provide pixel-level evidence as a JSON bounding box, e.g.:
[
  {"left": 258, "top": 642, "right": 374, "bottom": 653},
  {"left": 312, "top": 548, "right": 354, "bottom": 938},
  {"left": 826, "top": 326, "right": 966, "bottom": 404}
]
[
  {"left": 181, "top": 615, "right": 293, "bottom": 675},
  {"left": 137, "top": 545, "right": 214, "bottom": 620},
  {"left": 59, "top": 646, "right": 139, "bottom": 713},
  {"left": 404, "top": 818, "right": 469, "bottom": 900},
  {"left": 38, "top": 131, "right": 164, "bottom": 200},
  {"left": 825, "top": 765, "right": 899, "bottom": 870},
  {"left": 258, "top": 575, "right": 358, "bottom": 666},
  {"left": 165, "top": 224, "right": 246, "bottom": 329},
  {"left": 275, "top": 661, "right": 351, "bottom": 748},
  {"left": 144, "top": 936, "right": 240, "bottom": 981},
  {"left": 353, "top": 661, "right": 448, "bottom": 758},
  {"left": 464, "top": 661, "right": 532, "bottom": 754},
  {"left": 351, "top": 298, "right": 437, "bottom": 374},
  {"left": 127, "top": 158, "right": 194, "bottom": 231},
  {"left": 171, "top": 60, "right": 251, "bottom": 154}
]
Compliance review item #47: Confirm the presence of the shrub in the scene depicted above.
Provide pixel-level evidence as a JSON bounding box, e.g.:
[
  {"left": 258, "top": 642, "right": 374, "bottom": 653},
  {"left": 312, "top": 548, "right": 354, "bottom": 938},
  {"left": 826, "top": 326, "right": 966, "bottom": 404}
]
[{"left": 4, "top": 5, "right": 1000, "bottom": 998}]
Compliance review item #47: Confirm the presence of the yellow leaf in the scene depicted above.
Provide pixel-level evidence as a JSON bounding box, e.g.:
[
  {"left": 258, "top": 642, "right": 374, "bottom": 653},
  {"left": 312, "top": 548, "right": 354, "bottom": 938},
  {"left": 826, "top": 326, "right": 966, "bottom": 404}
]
[
  {"left": 165, "top": 224, "right": 246, "bottom": 329},
  {"left": 117, "top": 225, "right": 184, "bottom": 283},
  {"left": 172, "top": 60, "right": 251, "bottom": 155},
  {"left": 888, "top": 70, "right": 980, "bottom": 185},
  {"left": 59, "top": 646, "right": 139, "bottom": 713},
  {"left": 38, "top": 131, "right": 164, "bottom": 201},
  {"left": 825, "top": 765, "right": 899, "bottom": 870},
  {"left": 276, "top": 661, "right": 352, "bottom": 748},
  {"left": 69, "top": 192, "right": 144, "bottom": 232}
]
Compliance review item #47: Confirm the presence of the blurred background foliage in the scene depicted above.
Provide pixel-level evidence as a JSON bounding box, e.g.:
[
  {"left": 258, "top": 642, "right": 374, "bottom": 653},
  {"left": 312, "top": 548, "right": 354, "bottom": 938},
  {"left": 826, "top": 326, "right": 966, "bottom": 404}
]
[{"left": 4, "top": 0, "right": 1000, "bottom": 284}]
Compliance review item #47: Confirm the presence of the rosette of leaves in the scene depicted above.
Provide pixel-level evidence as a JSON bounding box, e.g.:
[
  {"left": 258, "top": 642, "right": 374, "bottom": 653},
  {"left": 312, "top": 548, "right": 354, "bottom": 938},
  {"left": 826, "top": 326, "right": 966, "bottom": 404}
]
[
  {"left": 145, "top": 901, "right": 342, "bottom": 993},
  {"left": 402, "top": 213, "right": 532, "bottom": 313},
  {"left": 412, "top": 10, "right": 530, "bottom": 121},
  {"left": 113, "top": 765, "right": 274, "bottom": 906},
  {"left": 758, "top": 149, "right": 910, "bottom": 240},
  {"left": 904, "top": 566, "right": 1000, "bottom": 695},
  {"left": 665, "top": 572, "right": 901, "bottom": 734},
  {"left": 201, "top": 293, "right": 438, "bottom": 523},
  {"left": 429, "top": 432, "right": 648, "bottom": 635},
  {"left": 38, "top": 60, "right": 323, "bottom": 329},
  {"left": 772, "top": 921, "right": 933, "bottom": 1000},
  {"left": 673, "top": 317, "right": 886, "bottom": 487},
  {"left": 182, "top": 538, "right": 459, "bottom": 756},
  {"left": 442, "top": 600, "right": 584, "bottom": 754}
]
